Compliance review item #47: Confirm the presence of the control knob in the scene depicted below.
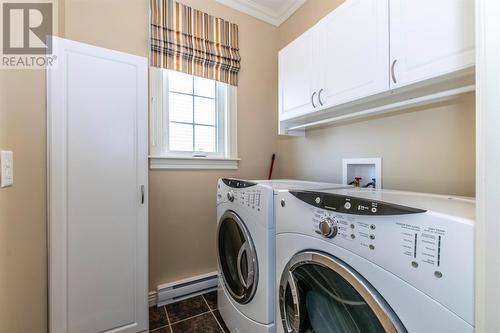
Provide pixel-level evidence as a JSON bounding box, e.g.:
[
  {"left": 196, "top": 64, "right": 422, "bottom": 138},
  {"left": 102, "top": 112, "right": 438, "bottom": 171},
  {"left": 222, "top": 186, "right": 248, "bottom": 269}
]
[
  {"left": 227, "top": 191, "right": 235, "bottom": 202},
  {"left": 319, "top": 218, "right": 338, "bottom": 238}
]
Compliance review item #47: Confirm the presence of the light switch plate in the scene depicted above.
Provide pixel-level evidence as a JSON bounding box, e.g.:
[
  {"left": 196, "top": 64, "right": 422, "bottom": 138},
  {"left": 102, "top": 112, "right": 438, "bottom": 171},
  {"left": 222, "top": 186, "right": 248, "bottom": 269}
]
[{"left": 0, "top": 150, "right": 14, "bottom": 188}]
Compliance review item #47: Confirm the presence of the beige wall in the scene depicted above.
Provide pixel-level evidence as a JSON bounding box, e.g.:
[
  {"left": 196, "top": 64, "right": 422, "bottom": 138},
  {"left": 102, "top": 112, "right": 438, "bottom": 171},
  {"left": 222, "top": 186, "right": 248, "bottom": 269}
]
[
  {"left": 274, "top": 0, "right": 476, "bottom": 197},
  {"left": 0, "top": 2, "right": 276, "bottom": 329},
  {"left": 65, "top": 0, "right": 148, "bottom": 57},
  {"left": 0, "top": 2, "right": 65, "bottom": 331},
  {"left": 275, "top": 95, "right": 475, "bottom": 195},
  {"left": 0, "top": 71, "right": 48, "bottom": 333},
  {"left": 278, "top": 0, "right": 344, "bottom": 49},
  {"left": 0, "top": 1, "right": 147, "bottom": 331},
  {"left": 148, "top": 0, "right": 278, "bottom": 288},
  {"left": 63, "top": 0, "right": 279, "bottom": 288}
]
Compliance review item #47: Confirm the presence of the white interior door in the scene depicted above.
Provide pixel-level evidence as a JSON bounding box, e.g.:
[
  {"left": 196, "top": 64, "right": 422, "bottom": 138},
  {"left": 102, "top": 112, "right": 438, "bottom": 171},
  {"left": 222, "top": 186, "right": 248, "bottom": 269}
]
[
  {"left": 389, "top": 0, "right": 475, "bottom": 88},
  {"left": 318, "top": 0, "right": 389, "bottom": 108},
  {"left": 48, "top": 37, "right": 148, "bottom": 333}
]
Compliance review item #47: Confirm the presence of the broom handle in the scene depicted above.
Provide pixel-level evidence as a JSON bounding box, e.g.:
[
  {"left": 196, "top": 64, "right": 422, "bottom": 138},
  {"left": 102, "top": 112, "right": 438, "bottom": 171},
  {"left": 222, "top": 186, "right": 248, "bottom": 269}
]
[{"left": 268, "top": 154, "right": 276, "bottom": 180}]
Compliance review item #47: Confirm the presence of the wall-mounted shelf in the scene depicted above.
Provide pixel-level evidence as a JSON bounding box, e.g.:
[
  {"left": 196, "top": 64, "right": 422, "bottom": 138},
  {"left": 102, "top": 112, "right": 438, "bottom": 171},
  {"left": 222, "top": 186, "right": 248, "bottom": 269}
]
[{"left": 280, "top": 72, "right": 475, "bottom": 136}]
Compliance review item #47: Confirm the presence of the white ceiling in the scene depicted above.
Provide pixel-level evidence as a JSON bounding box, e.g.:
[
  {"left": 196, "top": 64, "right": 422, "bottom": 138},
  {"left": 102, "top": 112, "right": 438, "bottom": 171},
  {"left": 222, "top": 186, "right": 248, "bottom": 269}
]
[{"left": 216, "top": 0, "right": 306, "bottom": 26}]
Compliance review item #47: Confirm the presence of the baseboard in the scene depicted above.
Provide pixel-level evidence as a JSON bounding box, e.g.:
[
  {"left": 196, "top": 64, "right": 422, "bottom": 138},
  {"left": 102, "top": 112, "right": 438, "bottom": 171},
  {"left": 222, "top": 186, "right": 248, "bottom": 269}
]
[
  {"left": 148, "top": 291, "right": 157, "bottom": 307},
  {"left": 152, "top": 271, "right": 219, "bottom": 307}
]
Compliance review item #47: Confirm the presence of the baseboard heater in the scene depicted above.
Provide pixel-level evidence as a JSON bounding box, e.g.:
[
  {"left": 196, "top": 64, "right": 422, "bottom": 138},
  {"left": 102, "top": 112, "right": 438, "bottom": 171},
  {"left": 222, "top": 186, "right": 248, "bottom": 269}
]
[{"left": 156, "top": 271, "right": 219, "bottom": 307}]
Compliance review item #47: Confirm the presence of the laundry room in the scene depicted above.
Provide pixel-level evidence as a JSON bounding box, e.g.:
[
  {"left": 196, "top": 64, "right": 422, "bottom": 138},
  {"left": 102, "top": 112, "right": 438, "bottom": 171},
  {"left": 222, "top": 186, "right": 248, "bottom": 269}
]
[{"left": 0, "top": 0, "right": 497, "bottom": 332}]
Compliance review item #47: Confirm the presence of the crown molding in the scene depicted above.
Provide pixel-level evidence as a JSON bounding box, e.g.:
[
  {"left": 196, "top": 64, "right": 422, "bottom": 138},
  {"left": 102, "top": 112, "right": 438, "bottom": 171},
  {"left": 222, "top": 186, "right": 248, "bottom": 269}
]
[{"left": 216, "top": 0, "right": 306, "bottom": 26}]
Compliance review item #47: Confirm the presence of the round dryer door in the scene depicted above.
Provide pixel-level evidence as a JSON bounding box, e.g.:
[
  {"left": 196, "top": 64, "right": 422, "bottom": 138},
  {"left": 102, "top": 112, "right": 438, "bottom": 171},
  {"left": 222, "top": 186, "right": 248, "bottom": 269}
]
[
  {"left": 279, "top": 251, "right": 406, "bottom": 333},
  {"left": 217, "top": 211, "right": 258, "bottom": 304}
]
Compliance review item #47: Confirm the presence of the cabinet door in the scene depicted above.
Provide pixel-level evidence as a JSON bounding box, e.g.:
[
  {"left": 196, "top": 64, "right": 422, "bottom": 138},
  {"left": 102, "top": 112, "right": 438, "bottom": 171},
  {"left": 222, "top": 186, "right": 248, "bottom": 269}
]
[
  {"left": 389, "top": 0, "right": 475, "bottom": 89},
  {"left": 318, "top": 0, "right": 390, "bottom": 109},
  {"left": 279, "top": 29, "right": 317, "bottom": 120},
  {"left": 48, "top": 37, "right": 148, "bottom": 333}
]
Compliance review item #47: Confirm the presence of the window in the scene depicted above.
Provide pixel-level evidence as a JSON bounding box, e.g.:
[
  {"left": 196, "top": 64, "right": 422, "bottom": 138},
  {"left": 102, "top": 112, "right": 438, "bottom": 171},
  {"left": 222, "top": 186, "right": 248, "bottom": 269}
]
[
  {"left": 149, "top": 68, "right": 238, "bottom": 169},
  {"left": 167, "top": 71, "right": 219, "bottom": 154}
]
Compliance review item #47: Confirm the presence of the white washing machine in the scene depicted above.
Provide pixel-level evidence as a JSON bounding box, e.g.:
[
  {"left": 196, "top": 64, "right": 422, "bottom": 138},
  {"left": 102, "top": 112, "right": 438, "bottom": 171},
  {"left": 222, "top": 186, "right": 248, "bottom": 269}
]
[
  {"left": 216, "top": 178, "right": 347, "bottom": 333},
  {"left": 275, "top": 188, "right": 474, "bottom": 333}
]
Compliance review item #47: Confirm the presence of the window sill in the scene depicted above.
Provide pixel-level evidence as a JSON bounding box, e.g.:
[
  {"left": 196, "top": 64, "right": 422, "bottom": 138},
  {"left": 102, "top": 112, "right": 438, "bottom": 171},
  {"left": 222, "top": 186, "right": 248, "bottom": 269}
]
[{"left": 149, "top": 156, "right": 240, "bottom": 170}]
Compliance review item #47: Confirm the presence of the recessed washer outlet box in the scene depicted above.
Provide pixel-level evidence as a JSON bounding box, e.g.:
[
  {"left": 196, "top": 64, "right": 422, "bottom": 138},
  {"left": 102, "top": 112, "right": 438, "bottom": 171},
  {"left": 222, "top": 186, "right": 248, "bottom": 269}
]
[{"left": 342, "top": 158, "right": 382, "bottom": 189}]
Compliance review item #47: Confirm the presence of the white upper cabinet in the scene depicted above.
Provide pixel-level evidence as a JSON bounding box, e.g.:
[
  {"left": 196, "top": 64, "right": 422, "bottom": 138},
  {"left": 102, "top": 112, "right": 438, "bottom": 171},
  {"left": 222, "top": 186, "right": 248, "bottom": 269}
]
[
  {"left": 279, "top": 28, "right": 317, "bottom": 120},
  {"left": 318, "top": 0, "right": 389, "bottom": 108},
  {"left": 389, "top": 0, "right": 475, "bottom": 88},
  {"left": 278, "top": 0, "right": 475, "bottom": 135}
]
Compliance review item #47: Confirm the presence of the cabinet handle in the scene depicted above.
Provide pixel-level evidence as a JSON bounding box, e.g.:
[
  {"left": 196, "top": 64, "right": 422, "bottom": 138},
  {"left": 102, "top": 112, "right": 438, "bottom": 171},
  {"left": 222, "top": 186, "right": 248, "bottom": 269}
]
[
  {"left": 391, "top": 59, "right": 397, "bottom": 84},
  {"left": 141, "top": 185, "right": 145, "bottom": 204},
  {"left": 318, "top": 89, "right": 324, "bottom": 106},
  {"left": 311, "top": 92, "right": 317, "bottom": 108}
]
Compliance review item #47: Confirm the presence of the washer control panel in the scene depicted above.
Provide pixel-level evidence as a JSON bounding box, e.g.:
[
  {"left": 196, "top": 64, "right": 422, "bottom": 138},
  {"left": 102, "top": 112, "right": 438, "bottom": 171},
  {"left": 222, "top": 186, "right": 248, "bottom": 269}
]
[
  {"left": 237, "top": 188, "right": 263, "bottom": 210},
  {"left": 217, "top": 179, "right": 265, "bottom": 212},
  {"left": 221, "top": 178, "right": 257, "bottom": 189}
]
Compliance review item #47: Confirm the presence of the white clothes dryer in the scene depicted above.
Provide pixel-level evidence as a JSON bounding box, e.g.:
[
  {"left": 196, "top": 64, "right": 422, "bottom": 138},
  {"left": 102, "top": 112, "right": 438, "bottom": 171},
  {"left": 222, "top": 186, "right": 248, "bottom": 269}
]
[{"left": 275, "top": 188, "right": 474, "bottom": 333}]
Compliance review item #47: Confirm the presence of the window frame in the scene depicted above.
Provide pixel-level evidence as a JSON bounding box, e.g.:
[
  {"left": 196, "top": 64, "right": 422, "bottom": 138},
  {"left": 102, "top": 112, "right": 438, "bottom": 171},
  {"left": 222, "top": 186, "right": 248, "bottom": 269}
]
[{"left": 149, "top": 67, "right": 239, "bottom": 169}]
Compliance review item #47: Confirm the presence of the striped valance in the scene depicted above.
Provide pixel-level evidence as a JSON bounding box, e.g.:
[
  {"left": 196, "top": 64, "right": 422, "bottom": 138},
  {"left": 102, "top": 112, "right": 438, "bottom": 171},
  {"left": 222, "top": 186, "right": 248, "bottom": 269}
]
[{"left": 150, "top": 0, "right": 241, "bottom": 86}]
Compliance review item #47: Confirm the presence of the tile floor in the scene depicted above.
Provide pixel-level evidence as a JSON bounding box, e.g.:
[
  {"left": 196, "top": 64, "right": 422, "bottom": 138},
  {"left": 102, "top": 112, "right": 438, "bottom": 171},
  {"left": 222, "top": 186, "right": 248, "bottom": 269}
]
[{"left": 149, "top": 291, "right": 229, "bottom": 332}]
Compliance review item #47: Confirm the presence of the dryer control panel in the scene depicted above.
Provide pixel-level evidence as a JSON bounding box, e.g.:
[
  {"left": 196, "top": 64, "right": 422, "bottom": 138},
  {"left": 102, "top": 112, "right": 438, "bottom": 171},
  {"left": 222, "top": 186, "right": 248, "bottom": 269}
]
[
  {"left": 291, "top": 190, "right": 426, "bottom": 215},
  {"left": 277, "top": 190, "right": 474, "bottom": 326}
]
